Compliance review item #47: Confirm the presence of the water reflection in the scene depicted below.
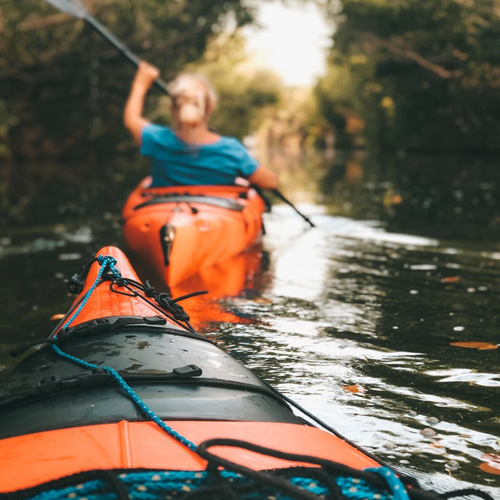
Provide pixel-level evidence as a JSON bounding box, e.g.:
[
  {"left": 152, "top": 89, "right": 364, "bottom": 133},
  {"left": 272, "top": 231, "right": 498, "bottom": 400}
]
[
  {"left": 0, "top": 150, "right": 499, "bottom": 494},
  {"left": 317, "top": 150, "right": 500, "bottom": 242},
  {"left": 167, "top": 245, "right": 266, "bottom": 330},
  {"left": 217, "top": 212, "right": 499, "bottom": 492}
]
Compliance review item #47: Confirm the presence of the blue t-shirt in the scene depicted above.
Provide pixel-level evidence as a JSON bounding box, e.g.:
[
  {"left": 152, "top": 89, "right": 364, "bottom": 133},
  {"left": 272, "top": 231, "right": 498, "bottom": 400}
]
[{"left": 141, "top": 124, "right": 259, "bottom": 187}]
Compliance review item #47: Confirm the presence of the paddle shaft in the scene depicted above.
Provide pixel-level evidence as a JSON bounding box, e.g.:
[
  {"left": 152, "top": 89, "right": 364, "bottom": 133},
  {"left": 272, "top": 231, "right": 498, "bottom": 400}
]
[
  {"left": 273, "top": 189, "right": 315, "bottom": 227},
  {"left": 85, "top": 16, "right": 169, "bottom": 95},
  {"left": 46, "top": 0, "right": 169, "bottom": 94}
]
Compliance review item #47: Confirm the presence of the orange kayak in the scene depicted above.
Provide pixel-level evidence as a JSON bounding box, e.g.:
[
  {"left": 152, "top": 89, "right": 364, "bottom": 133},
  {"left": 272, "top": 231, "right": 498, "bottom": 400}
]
[
  {"left": 121, "top": 177, "right": 266, "bottom": 286},
  {"left": 0, "top": 247, "right": 489, "bottom": 500}
]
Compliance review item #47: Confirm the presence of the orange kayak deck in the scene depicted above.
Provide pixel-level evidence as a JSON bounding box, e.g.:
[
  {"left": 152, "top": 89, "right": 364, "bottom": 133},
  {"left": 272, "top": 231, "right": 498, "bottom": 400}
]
[{"left": 0, "top": 420, "right": 379, "bottom": 492}]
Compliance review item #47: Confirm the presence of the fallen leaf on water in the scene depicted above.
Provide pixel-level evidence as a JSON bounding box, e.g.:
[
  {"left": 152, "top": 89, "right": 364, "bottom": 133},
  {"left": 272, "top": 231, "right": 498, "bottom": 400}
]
[
  {"left": 441, "top": 276, "right": 460, "bottom": 283},
  {"left": 450, "top": 342, "right": 498, "bottom": 350},
  {"left": 253, "top": 297, "right": 273, "bottom": 304},
  {"left": 480, "top": 454, "right": 500, "bottom": 475},
  {"left": 383, "top": 190, "right": 403, "bottom": 207},
  {"left": 50, "top": 313, "right": 65, "bottom": 321},
  {"left": 480, "top": 463, "right": 500, "bottom": 475},
  {"left": 342, "top": 385, "right": 366, "bottom": 394}
]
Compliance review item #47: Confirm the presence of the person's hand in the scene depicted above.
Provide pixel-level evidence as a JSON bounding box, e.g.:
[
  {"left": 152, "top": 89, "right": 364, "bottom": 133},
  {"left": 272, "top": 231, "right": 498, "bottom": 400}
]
[{"left": 133, "top": 61, "right": 160, "bottom": 90}]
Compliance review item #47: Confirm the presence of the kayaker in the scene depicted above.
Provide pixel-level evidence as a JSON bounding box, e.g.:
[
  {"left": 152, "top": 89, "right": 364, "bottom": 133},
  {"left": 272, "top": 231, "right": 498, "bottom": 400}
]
[{"left": 124, "top": 62, "right": 278, "bottom": 190}]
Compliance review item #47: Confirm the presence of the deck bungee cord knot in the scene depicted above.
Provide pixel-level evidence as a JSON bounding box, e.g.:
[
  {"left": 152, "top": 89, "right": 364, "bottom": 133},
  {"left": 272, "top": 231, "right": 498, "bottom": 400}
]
[
  {"left": 62, "top": 254, "right": 205, "bottom": 333},
  {"left": 11, "top": 255, "right": 203, "bottom": 357},
  {"left": 60, "top": 255, "right": 120, "bottom": 331}
]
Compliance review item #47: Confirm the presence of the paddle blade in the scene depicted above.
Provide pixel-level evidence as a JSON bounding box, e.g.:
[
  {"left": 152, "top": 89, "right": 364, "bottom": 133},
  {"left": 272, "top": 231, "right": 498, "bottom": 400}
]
[{"left": 45, "top": 0, "right": 88, "bottom": 18}]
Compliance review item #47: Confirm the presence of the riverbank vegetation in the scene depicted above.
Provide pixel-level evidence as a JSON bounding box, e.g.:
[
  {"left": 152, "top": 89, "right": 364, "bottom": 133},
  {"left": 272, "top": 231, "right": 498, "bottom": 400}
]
[
  {"left": 2, "top": 0, "right": 499, "bottom": 159},
  {"left": 316, "top": 0, "right": 500, "bottom": 152}
]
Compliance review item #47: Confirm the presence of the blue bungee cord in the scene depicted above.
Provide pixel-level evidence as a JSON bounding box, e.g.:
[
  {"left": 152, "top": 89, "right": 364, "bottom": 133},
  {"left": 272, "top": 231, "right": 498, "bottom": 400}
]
[
  {"left": 51, "top": 255, "right": 198, "bottom": 453},
  {"left": 59, "top": 255, "right": 119, "bottom": 331}
]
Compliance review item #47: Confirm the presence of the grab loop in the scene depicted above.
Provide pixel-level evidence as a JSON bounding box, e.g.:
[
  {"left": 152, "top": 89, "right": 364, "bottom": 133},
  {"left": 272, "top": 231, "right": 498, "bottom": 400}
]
[{"left": 96, "top": 255, "right": 120, "bottom": 279}]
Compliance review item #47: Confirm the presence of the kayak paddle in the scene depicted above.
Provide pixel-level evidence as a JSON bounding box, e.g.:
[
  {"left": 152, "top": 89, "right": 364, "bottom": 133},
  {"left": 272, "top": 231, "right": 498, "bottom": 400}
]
[
  {"left": 273, "top": 189, "right": 316, "bottom": 227},
  {"left": 251, "top": 185, "right": 315, "bottom": 227},
  {"left": 44, "top": 0, "right": 170, "bottom": 94}
]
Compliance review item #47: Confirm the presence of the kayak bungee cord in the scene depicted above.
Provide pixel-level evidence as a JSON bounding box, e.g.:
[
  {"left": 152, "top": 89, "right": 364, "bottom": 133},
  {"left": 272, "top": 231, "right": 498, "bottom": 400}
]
[
  {"left": 49, "top": 344, "right": 199, "bottom": 453},
  {"left": 42, "top": 255, "right": 415, "bottom": 500},
  {"left": 50, "top": 255, "right": 199, "bottom": 453}
]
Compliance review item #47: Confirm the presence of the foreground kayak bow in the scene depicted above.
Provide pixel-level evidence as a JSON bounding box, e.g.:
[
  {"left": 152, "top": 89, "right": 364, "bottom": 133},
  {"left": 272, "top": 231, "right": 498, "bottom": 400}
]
[{"left": 0, "top": 247, "right": 493, "bottom": 500}]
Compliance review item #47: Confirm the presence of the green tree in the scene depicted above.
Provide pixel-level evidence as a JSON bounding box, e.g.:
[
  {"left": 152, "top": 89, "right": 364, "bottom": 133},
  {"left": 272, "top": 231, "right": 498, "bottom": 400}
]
[{"left": 317, "top": 0, "right": 500, "bottom": 151}]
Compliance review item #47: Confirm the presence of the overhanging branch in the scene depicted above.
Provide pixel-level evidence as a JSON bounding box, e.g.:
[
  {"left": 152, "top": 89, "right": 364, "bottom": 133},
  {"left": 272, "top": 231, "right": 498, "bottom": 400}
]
[{"left": 359, "top": 32, "right": 463, "bottom": 79}]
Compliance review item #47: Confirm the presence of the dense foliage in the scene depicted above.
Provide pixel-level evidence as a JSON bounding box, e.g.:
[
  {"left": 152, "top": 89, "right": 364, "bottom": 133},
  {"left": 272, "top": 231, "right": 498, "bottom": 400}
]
[
  {"left": 0, "top": 0, "right": 261, "bottom": 159},
  {"left": 316, "top": 0, "right": 500, "bottom": 151}
]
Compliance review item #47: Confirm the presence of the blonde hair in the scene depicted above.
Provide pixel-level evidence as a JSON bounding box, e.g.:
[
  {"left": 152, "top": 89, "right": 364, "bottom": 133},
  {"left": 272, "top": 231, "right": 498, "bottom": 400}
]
[{"left": 168, "top": 73, "right": 217, "bottom": 111}]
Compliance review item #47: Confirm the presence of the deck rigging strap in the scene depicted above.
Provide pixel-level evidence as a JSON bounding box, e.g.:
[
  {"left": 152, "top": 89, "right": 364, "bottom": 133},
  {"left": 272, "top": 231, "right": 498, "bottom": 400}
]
[
  {"left": 197, "top": 437, "right": 413, "bottom": 500},
  {"left": 60, "top": 255, "right": 204, "bottom": 333}
]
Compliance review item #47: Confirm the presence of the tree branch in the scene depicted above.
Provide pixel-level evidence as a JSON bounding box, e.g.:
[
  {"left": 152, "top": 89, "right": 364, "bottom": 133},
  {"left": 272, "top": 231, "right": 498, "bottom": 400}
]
[{"left": 359, "top": 32, "right": 463, "bottom": 79}]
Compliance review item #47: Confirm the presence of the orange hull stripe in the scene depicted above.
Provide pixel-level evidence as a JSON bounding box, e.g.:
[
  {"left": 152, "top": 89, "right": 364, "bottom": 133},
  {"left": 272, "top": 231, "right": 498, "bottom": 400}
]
[{"left": 0, "top": 420, "right": 379, "bottom": 492}]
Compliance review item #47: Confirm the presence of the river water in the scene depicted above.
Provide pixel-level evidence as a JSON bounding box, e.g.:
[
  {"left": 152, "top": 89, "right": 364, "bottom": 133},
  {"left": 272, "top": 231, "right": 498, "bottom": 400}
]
[{"left": 0, "top": 149, "right": 499, "bottom": 496}]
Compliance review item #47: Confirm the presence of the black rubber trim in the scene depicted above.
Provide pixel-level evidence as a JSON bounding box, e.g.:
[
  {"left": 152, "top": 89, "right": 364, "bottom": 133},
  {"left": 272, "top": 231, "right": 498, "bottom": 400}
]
[
  {"left": 56, "top": 316, "right": 209, "bottom": 343},
  {"left": 0, "top": 377, "right": 291, "bottom": 414}
]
